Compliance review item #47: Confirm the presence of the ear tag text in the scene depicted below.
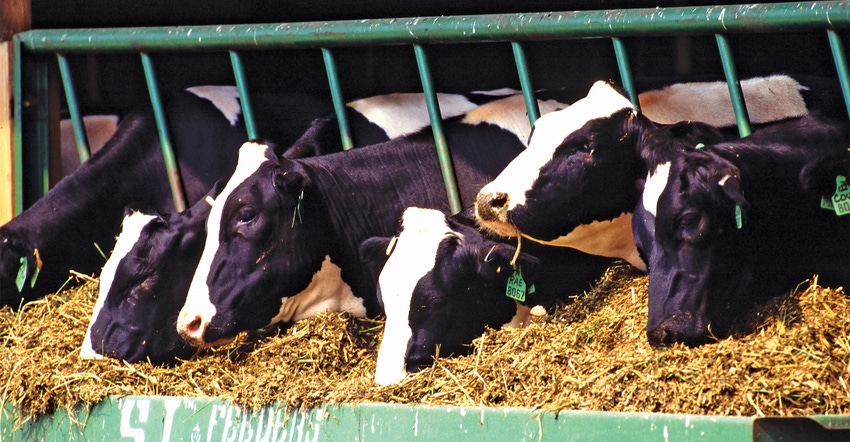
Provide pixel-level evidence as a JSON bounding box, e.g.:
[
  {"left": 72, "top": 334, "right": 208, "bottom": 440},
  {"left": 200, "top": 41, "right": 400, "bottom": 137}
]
[
  {"left": 831, "top": 175, "right": 850, "bottom": 216},
  {"left": 506, "top": 265, "right": 527, "bottom": 303}
]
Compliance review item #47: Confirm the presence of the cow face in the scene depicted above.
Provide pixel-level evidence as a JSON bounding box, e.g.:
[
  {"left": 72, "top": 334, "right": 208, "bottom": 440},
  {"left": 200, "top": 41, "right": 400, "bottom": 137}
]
[
  {"left": 361, "top": 208, "right": 536, "bottom": 385},
  {"left": 177, "top": 141, "right": 358, "bottom": 348},
  {"left": 81, "top": 182, "right": 225, "bottom": 364},
  {"left": 475, "top": 82, "right": 646, "bottom": 268},
  {"left": 643, "top": 151, "right": 751, "bottom": 347}
]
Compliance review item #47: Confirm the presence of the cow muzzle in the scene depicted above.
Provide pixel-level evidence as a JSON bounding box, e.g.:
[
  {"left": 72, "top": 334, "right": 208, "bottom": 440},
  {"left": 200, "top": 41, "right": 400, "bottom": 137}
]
[
  {"left": 475, "top": 192, "right": 519, "bottom": 237},
  {"left": 646, "top": 312, "right": 710, "bottom": 348},
  {"left": 177, "top": 314, "right": 209, "bottom": 348}
]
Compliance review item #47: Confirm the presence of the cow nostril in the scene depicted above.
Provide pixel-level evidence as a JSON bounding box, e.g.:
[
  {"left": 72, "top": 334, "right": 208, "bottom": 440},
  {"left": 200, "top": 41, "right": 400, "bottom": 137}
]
[
  {"left": 487, "top": 192, "right": 509, "bottom": 209},
  {"left": 180, "top": 316, "right": 205, "bottom": 343}
]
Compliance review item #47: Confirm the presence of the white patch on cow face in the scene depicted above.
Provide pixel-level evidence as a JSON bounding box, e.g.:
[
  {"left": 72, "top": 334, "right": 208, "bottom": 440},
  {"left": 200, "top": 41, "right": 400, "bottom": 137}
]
[
  {"left": 81, "top": 211, "right": 156, "bottom": 359},
  {"left": 461, "top": 94, "right": 568, "bottom": 146},
  {"left": 643, "top": 162, "right": 672, "bottom": 218},
  {"left": 270, "top": 255, "right": 365, "bottom": 324},
  {"left": 479, "top": 81, "right": 635, "bottom": 211},
  {"left": 525, "top": 212, "right": 647, "bottom": 272},
  {"left": 177, "top": 141, "right": 270, "bottom": 343},
  {"left": 185, "top": 85, "right": 241, "bottom": 126},
  {"left": 347, "top": 92, "right": 478, "bottom": 139},
  {"left": 374, "top": 207, "right": 454, "bottom": 386}
]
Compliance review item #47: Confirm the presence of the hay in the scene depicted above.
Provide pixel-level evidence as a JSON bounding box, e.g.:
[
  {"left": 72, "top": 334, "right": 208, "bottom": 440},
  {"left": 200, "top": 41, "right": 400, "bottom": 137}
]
[{"left": 2, "top": 266, "right": 849, "bottom": 421}]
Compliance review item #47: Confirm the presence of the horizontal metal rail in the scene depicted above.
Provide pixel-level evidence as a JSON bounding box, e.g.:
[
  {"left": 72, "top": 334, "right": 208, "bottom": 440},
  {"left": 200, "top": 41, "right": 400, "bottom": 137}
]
[{"left": 15, "top": 2, "right": 850, "bottom": 52}]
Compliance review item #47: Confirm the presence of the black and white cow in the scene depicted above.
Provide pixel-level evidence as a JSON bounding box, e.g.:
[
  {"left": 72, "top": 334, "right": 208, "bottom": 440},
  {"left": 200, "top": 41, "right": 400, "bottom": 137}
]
[
  {"left": 79, "top": 91, "right": 497, "bottom": 363},
  {"left": 1, "top": 86, "right": 493, "bottom": 308},
  {"left": 474, "top": 76, "right": 813, "bottom": 271},
  {"left": 176, "top": 93, "right": 568, "bottom": 348},
  {"left": 637, "top": 114, "right": 850, "bottom": 347},
  {"left": 360, "top": 207, "right": 614, "bottom": 385}
]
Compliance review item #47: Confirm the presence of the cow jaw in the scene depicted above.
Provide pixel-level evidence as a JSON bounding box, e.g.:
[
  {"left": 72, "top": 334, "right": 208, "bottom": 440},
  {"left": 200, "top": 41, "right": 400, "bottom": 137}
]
[
  {"left": 270, "top": 255, "right": 364, "bottom": 324},
  {"left": 82, "top": 211, "right": 156, "bottom": 359},
  {"left": 374, "top": 207, "right": 451, "bottom": 386},
  {"left": 177, "top": 141, "right": 271, "bottom": 347}
]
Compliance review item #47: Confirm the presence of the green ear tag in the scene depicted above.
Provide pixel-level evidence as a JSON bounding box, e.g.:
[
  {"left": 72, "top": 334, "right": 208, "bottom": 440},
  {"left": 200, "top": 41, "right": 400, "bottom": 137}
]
[
  {"left": 15, "top": 257, "right": 27, "bottom": 292},
  {"left": 734, "top": 205, "right": 743, "bottom": 230},
  {"left": 694, "top": 143, "right": 705, "bottom": 149},
  {"left": 506, "top": 265, "right": 527, "bottom": 303},
  {"left": 821, "top": 196, "right": 836, "bottom": 211},
  {"left": 831, "top": 175, "right": 850, "bottom": 216}
]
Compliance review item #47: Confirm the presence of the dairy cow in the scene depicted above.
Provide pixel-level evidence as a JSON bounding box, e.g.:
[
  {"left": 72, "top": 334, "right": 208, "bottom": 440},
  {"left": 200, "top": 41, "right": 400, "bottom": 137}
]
[
  {"left": 360, "top": 207, "right": 613, "bottom": 385},
  {"left": 637, "top": 114, "right": 850, "bottom": 347},
  {"left": 80, "top": 91, "right": 493, "bottom": 363},
  {"left": 474, "top": 76, "right": 813, "bottom": 270},
  {"left": 176, "top": 94, "right": 568, "bottom": 348},
  {"left": 1, "top": 85, "right": 493, "bottom": 308}
]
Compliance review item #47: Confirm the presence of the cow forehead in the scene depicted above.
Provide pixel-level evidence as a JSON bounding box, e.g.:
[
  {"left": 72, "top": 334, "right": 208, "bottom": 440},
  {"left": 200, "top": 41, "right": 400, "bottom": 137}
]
[
  {"left": 529, "top": 81, "right": 634, "bottom": 153},
  {"left": 479, "top": 82, "right": 633, "bottom": 207}
]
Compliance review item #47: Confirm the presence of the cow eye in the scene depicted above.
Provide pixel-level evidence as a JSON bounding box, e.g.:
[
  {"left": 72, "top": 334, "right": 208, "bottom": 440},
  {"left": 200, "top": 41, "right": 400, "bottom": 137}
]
[{"left": 237, "top": 208, "right": 256, "bottom": 224}]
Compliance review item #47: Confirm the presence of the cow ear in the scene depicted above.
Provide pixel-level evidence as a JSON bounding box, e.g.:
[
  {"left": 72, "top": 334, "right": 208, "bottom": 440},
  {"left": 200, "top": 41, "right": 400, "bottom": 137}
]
[
  {"left": 478, "top": 244, "right": 540, "bottom": 279},
  {"left": 800, "top": 152, "right": 850, "bottom": 197},
  {"left": 272, "top": 170, "right": 305, "bottom": 194},
  {"left": 359, "top": 236, "right": 394, "bottom": 284},
  {"left": 668, "top": 120, "right": 693, "bottom": 137},
  {"left": 280, "top": 117, "right": 342, "bottom": 159}
]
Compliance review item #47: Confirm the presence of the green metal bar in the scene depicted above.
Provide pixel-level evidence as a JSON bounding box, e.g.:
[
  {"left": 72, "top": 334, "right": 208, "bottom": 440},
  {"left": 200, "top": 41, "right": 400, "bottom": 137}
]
[
  {"left": 16, "top": 2, "right": 850, "bottom": 53},
  {"left": 12, "top": 38, "right": 25, "bottom": 214},
  {"left": 321, "top": 48, "right": 353, "bottom": 151},
  {"left": 510, "top": 42, "right": 540, "bottom": 126},
  {"left": 612, "top": 37, "right": 639, "bottom": 110},
  {"left": 413, "top": 44, "right": 462, "bottom": 215},
  {"left": 140, "top": 52, "right": 188, "bottom": 212},
  {"left": 229, "top": 51, "right": 258, "bottom": 139},
  {"left": 827, "top": 29, "right": 850, "bottom": 120},
  {"left": 714, "top": 34, "right": 752, "bottom": 137},
  {"left": 56, "top": 53, "right": 91, "bottom": 163},
  {"left": 14, "top": 49, "right": 52, "bottom": 210}
]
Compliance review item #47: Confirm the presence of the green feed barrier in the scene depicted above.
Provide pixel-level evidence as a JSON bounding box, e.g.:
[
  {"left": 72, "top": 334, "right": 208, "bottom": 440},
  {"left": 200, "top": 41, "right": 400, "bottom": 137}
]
[{"left": 4, "top": 397, "right": 850, "bottom": 441}]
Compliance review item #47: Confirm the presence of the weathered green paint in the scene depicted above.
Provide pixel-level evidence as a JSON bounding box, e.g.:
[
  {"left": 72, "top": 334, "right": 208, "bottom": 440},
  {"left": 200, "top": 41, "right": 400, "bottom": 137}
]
[
  {"left": 322, "top": 48, "right": 353, "bottom": 151},
  {"left": 612, "top": 37, "right": 639, "bottom": 110},
  {"left": 141, "top": 52, "right": 187, "bottom": 212},
  {"left": 510, "top": 41, "right": 540, "bottom": 126},
  {"left": 828, "top": 29, "right": 850, "bottom": 120},
  {"left": 56, "top": 53, "right": 91, "bottom": 163},
  {"left": 715, "top": 33, "right": 752, "bottom": 137},
  {"left": 414, "top": 44, "right": 462, "bottom": 215},
  {"left": 0, "top": 396, "right": 764, "bottom": 442},
  {"left": 15, "top": 2, "right": 850, "bottom": 53},
  {"left": 230, "top": 51, "right": 259, "bottom": 140}
]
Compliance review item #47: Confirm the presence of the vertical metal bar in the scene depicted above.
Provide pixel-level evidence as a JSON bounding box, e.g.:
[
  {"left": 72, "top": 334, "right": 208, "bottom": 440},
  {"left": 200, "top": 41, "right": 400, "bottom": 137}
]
[
  {"left": 140, "top": 52, "right": 187, "bottom": 212},
  {"left": 612, "top": 37, "right": 640, "bottom": 110},
  {"left": 56, "top": 53, "right": 91, "bottom": 163},
  {"left": 12, "top": 37, "right": 25, "bottom": 214},
  {"left": 229, "top": 51, "right": 258, "bottom": 139},
  {"left": 321, "top": 48, "right": 353, "bottom": 151},
  {"left": 15, "top": 49, "right": 52, "bottom": 209},
  {"left": 827, "top": 30, "right": 850, "bottom": 121},
  {"left": 714, "top": 34, "right": 751, "bottom": 137},
  {"left": 510, "top": 41, "right": 540, "bottom": 126},
  {"left": 413, "top": 44, "right": 462, "bottom": 215}
]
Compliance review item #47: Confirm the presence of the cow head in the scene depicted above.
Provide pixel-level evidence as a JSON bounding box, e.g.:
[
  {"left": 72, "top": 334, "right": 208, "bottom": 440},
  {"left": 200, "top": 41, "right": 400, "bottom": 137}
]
[
  {"left": 177, "top": 141, "right": 354, "bottom": 348},
  {"left": 361, "top": 208, "right": 537, "bottom": 385},
  {"left": 81, "top": 181, "right": 225, "bottom": 364},
  {"left": 475, "top": 81, "right": 647, "bottom": 269},
  {"left": 643, "top": 150, "right": 751, "bottom": 347}
]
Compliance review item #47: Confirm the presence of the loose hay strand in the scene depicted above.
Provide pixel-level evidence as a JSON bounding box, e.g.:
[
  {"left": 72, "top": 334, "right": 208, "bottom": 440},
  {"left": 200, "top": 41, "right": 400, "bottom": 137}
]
[{"left": 1, "top": 264, "right": 849, "bottom": 421}]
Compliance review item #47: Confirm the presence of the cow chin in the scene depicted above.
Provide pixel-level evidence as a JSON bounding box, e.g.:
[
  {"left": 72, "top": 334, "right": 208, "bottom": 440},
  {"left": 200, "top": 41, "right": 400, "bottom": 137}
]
[{"left": 646, "top": 312, "right": 711, "bottom": 348}]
